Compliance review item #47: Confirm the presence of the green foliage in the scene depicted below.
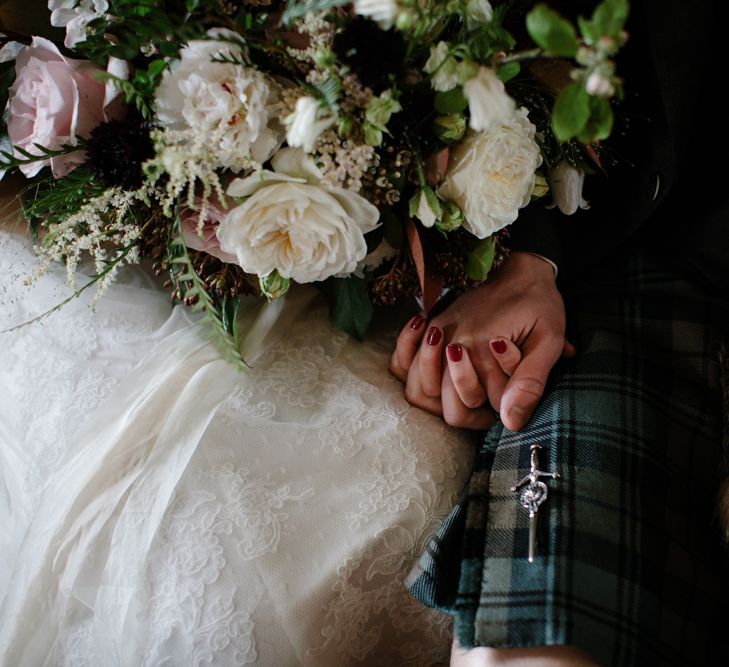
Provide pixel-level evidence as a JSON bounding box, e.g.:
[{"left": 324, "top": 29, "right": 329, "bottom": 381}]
[
  {"left": 0, "top": 142, "right": 83, "bottom": 174},
  {"left": 551, "top": 83, "right": 590, "bottom": 142},
  {"left": 578, "top": 0, "right": 630, "bottom": 45},
  {"left": 319, "top": 275, "right": 374, "bottom": 340},
  {"left": 466, "top": 236, "right": 495, "bottom": 281},
  {"left": 578, "top": 94, "right": 613, "bottom": 142},
  {"left": 22, "top": 168, "right": 107, "bottom": 233},
  {"left": 168, "top": 221, "right": 247, "bottom": 368},
  {"left": 434, "top": 87, "right": 468, "bottom": 114},
  {"left": 77, "top": 0, "right": 211, "bottom": 63},
  {"left": 526, "top": 4, "right": 579, "bottom": 57},
  {"left": 302, "top": 74, "right": 343, "bottom": 112},
  {"left": 465, "top": 4, "right": 516, "bottom": 61}
]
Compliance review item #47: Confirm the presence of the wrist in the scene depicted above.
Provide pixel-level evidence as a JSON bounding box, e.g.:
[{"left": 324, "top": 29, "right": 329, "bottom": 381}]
[{"left": 506, "top": 251, "right": 558, "bottom": 282}]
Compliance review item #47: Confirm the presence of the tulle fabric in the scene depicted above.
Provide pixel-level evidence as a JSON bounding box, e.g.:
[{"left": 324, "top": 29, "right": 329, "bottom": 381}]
[{"left": 0, "top": 232, "right": 473, "bottom": 666}]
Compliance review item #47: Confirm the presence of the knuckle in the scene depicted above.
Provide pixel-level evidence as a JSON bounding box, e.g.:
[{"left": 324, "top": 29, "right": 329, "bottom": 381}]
[{"left": 512, "top": 377, "right": 545, "bottom": 400}]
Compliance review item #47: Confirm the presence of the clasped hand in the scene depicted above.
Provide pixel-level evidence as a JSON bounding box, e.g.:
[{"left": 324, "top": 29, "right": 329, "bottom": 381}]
[{"left": 389, "top": 252, "right": 575, "bottom": 431}]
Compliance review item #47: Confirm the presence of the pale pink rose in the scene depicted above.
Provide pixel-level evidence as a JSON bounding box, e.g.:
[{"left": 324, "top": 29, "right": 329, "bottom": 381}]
[
  {"left": 180, "top": 198, "right": 238, "bottom": 264},
  {"left": 6, "top": 36, "right": 127, "bottom": 178}
]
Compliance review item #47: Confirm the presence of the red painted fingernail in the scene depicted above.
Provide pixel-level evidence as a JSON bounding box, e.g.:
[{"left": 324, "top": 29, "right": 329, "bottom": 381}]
[
  {"left": 447, "top": 343, "right": 463, "bottom": 362},
  {"left": 410, "top": 315, "right": 425, "bottom": 330},
  {"left": 426, "top": 326, "right": 442, "bottom": 346},
  {"left": 491, "top": 339, "right": 507, "bottom": 354}
]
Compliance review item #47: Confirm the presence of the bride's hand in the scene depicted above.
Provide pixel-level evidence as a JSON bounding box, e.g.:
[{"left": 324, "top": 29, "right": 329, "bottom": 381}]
[{"left": 389, "top": 326, "right": 522, "bottom": 430}]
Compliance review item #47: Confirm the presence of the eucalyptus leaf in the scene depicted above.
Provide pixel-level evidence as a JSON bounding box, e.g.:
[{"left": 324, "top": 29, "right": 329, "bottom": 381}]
[
  {"left": 526, "top": 4, "right": 579, "bottom": 57},
  {"left": 552, "top": 83, "right": 590, "bottom": 142},
  {"left": 466, "top": 236, "right": 496, "bottom": 281}
]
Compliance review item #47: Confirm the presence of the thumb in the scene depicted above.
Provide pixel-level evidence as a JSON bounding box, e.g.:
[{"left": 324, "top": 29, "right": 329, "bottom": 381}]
[{"left": 500, "top": 338, "right": 560, "bottom": 431}]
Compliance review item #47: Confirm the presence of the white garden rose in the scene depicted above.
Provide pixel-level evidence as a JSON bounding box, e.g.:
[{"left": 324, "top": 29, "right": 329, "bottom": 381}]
[
  {"left": 463, "top": 66, "right": 516, "bottom": 132},
  {"left": 154, "top": 31, "right": 282, "bottom": 171},
  {"left": 438, "top": 108, "right": 542, "bottom": 238},
  {"left": 218, "top": 148, "right": 381, "bottom": 284}
]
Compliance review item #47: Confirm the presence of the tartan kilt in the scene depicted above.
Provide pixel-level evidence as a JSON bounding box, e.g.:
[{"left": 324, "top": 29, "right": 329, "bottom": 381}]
[{"left": 406, "top": 252, "right": 729, "bottom": 666}]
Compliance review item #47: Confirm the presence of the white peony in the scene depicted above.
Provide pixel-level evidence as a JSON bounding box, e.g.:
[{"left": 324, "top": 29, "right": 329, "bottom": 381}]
[
  {"left": 353, "top": 0, "right": 400, "bottom": 29},
  {"left": 218, "top": 148, "right": 381, "bottom": 284},
  {"left": 463, "top": 66, "right": 516, "bottom": 132},
  {"left": 438, "top": 108, "right": 542, "bottom": 238},
  {"left": 154, "top": 31, "right": 282, "bottom": 172},
  {"left": 48, "top": 0, "right": 109, "bottom": 48},
  {"left": 285, "top": 96, "right": 335, "bottom": 153},
  {"left": 548, "top": 161, "right": 589, "bottom": 215}
]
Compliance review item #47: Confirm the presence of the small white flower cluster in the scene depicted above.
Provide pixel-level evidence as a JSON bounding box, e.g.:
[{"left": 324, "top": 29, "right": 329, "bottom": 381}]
[
  {"left": 316, "top": 130, "right": 377, "bottom": 193},
  {"left": 145, "top": 125, "right": 228, "bottom": 219},
  {"left": 28, "top": 187, "right": 145, "bottom": 302}
]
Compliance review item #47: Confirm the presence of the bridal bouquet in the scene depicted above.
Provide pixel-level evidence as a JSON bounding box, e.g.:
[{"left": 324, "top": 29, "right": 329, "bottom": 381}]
[{"left": 0, "top": 0, "right": 628, "bottom": 364}]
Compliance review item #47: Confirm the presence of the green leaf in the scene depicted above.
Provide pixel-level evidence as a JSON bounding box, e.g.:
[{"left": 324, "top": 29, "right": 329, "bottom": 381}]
[
  {"left": 526, "top": 4, "right": 579, "bottom": 57},
  {"left": 577, "top": 95, "right": 614, "bottom": 142},
  {"left": 552, "top": 83, "right": 590, "bottom": 142},
  {"left": 434, "top": 88, "right": 468, "bottom": 114},
  {"left": 497, "top": 62, "right": 520, "bottom": 82},
  {"left": 319, "top": 276, "right": 374, "bottom": 340},
  {"left": 590, "top": 0, "right": 630, "bottom": 39},
  {"left": 466, "top": 236, "right": 496, "bottom": 281}
]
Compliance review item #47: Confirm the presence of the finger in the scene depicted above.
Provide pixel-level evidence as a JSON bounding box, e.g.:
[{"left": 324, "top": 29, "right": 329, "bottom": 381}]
[
  {"left": 404, "top": 353, "right": 444, "bottom": 417},
  {"left": 441, "top": 370, "right": 497, "bottom": 430},
  {"left": 395, "top": 314, "right": 427, "bottom": 371},
  {"left": 489, "top": 337, "right": 522, "bottom": 377},
  {"left": 446, "top": 343, "right": 487, "bottom": 409},
  {"left": 418, "top": 326, "right": 445, "bottom": 398},
  {"left": 500, "top": 333, "right": 562, "bottom": 432},
  {"left": 388, "top": 348, "right": 407, "bottom": 383}
]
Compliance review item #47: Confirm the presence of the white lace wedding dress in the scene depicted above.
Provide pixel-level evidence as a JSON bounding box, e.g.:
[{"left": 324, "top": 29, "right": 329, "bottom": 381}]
[{"left": 0, "top": 230, "right": 474, "bottom": 667}]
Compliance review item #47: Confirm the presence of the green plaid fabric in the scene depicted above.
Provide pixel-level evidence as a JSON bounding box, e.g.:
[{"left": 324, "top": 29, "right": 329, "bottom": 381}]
[{"left": 406, "top": 253, "right": 729, "bottom": 666}]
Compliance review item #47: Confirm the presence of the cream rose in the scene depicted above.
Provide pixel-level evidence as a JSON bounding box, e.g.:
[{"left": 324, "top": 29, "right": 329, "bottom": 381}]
[
  {"left": 217, "top": 148, "right": 380, "bottom": 284},
  {"left": 438, "top": 108, "right": 542, "bottom": 238},
  {"left": 154, "top": 31, "right": 282, "bottom": 171},
  {"left": 6, "top": 36, "right": 126, "bottom": 178}
]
